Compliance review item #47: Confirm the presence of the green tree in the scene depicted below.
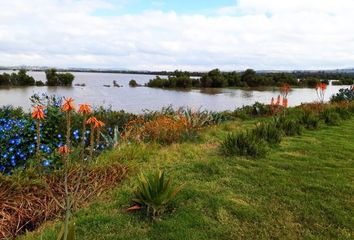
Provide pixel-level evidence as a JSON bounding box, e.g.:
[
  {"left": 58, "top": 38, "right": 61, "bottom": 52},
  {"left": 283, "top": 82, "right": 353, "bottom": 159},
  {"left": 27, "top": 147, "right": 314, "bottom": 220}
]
[
  {"left": 58, "top": 73, "right": 75, "bottom": 86},
  {"left": 45, "top": 68, "right": 58, "bottom": 86}
]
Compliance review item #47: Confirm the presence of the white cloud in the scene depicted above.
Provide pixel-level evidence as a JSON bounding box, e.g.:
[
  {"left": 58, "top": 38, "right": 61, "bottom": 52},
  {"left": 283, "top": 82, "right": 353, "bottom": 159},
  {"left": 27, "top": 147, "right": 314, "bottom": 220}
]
[{"left": 0, "top": 0, "right": 354, "bottom": 70}]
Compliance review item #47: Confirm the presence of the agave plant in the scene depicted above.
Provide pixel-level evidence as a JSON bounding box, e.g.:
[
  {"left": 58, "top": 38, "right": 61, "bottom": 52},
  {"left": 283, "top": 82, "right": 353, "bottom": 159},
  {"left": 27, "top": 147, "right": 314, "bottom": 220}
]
[
  {"left": 132, "top": 169, "right": 183, "bottom": 218},
  {"left": 101, "top": 126, "right": 120, "bottom": 149}
]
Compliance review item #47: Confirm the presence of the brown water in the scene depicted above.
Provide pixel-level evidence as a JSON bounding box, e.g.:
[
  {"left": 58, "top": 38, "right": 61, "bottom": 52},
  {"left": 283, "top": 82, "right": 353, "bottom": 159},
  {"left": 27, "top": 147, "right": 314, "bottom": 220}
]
[{"left": 0, "top": 71, "right": 348, "bottom": 113}]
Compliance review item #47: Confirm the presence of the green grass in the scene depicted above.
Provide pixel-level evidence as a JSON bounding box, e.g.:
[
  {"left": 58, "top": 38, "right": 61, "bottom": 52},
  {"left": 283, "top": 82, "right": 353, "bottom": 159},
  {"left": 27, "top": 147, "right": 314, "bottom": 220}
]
[{"left": 19, "top": 119, "right": 354, "bottom": 240}]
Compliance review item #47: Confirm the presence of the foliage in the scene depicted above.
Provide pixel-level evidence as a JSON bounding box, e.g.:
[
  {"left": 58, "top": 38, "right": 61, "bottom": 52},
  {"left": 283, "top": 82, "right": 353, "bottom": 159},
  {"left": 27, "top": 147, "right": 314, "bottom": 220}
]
[
  {"left": 200, "top": 69, "right": 227, "bottom": 88},
  {"left": 0, "top": 164, "right": 127, "bottom": 239},
  {"left": 147, "top": 71, "right": 195, "bottom": 88},
  {"left": 321, "top": 109, "right": 341, "bottom": 126},
  {"left": 274, "top": 116, "right": 302, "bottom": 136},
  {"left": 101, "top": 126, "right": 121, "bottom": 149},
  {"left": 298, "top": 111, "right": 320, "bottom": 130},
  {"left": 330, "top": 86, "right": 354, "bottom": 102},
  {"left": 124, "top": 116, "right": 189, "bottom": 144},
  {"left": 45, "top": 68, "right": 74, "bottom": 86},
  {"left": 220, "top": 131, "right": 268, "bottom": 158},
  {"left": 129, "top": 79, "right": 138, "bottom": 87},
  {"left": 132, "top": 169, "right": 182, "bottom": 218},
  {"left": 0, "top": 69, "right": 35, "bottom": 86},
  {"left": 251, "top": 122, "right": 283, "bottom": 145}
]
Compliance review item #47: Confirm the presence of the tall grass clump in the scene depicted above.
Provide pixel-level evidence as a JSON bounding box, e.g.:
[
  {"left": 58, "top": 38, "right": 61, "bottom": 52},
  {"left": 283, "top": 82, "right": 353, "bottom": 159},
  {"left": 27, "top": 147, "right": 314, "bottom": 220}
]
[
  {"left": 274, "top": 116, "right": 302, "bottom": 136},
  {"left": 220, "top": 131, "right": 268, "bottom": 158},
  {"left": 251, "top": 122, "right": 282, "bottom": 145},
  {"left": 321, "top": 109, "right": 341, "bottom": 126},
  {"left": 299, "top": 111, "right": 320, "bottom": 129}
]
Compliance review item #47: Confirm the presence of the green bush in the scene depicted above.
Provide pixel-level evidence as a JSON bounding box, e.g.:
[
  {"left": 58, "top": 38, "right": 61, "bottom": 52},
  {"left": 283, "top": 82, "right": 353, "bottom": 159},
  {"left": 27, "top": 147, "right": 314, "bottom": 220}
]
[
  {"left": 334, "top": 107, "right": 352, "bottom": 120},
  {"left": 132, "top": 169, "right": 182, "bottom": 218},
  {"left": 299, "top": 111, "right": 320, "bottom": 129},
  {"left": 129, "top": 79, "right": 138, "bottom": 87},
  {"left": 220, "top": 131, "right": 268, "bottom": 158},
  {"left": 274, "top": 116, "right": 302, "bottom": 136},
  {"left": 321, "top": 109, "right": 341, "bottom": 126},
  {"left": 252, "top": 122, "right": 282, "bottom": 145}
]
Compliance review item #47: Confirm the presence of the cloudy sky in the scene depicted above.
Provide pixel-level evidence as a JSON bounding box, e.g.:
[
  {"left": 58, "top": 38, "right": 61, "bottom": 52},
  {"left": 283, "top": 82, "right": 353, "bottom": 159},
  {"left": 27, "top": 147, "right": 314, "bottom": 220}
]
[{"left": 0, "top": 0, "right": 354, "bottom": 71}]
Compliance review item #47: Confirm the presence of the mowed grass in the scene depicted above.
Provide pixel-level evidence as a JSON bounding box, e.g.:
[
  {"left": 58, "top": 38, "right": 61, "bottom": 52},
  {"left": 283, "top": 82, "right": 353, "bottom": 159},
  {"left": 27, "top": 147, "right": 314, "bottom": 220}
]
[{"left": 20, "top": 119, "right": 354, "bottom": 240}]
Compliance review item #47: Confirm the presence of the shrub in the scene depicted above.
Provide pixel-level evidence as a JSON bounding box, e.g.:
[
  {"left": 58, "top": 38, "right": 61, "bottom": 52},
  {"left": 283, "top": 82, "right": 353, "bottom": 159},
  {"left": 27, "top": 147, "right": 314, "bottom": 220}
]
[
  {"left": 220, "top": 131, "right": 268, "bottom": 158},
  {"left": 334, "top": 107, "right": 352, "bottom": 120},
  {"left": 129, "top": 79, "right": 138, "bottom": 87},
  {"left": 299, "top": 111, "right": 320, "bottom": 129},
  {"left": 274, "top": 116, "right": 302, "bottom": 136},
  {"left": 131, "top": 169, "right": 182, "bottom": 218},
  {"left": 321, "top": 109, "right": 341, "bottom": 126},
  {"left": 330, "top": 87, "right": 354, "bottom": 102},
  {"left": 252, "top": 122, "right": 282, "bottom": 145}
]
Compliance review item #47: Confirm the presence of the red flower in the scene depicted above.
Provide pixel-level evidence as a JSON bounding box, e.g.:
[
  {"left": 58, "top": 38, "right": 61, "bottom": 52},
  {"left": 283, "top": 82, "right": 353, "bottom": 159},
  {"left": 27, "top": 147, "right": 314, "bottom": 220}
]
[
  {"left": 276, "top": 95, "right": 281, "bottom": 105},
  {"left": 32, "top": 106, "right": 45, "bottom": 120}
]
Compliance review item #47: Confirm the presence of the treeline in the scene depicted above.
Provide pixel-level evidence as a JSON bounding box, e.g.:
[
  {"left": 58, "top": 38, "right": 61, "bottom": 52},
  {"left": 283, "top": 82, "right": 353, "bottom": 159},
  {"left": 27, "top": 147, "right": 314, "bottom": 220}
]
[
  {"left": 0, "top": 69, "right": 74, "bottom": 86},
  {"left": 147, "top": 69, "right": 354, "bottom": 89}
]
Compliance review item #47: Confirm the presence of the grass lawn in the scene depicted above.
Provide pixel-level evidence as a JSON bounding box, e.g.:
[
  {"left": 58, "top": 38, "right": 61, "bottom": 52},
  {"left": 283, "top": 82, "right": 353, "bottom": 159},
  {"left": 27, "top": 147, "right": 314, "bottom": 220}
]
[{"left": 19, "top": 118, "right": 354, "bottom": 240}]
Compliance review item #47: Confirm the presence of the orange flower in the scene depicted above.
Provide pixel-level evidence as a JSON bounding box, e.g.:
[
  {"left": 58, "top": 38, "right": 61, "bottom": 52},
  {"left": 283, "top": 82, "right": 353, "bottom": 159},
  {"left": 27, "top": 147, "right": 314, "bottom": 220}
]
[
  {"left": 78, "top": 103, "right": 91, "bottom": 114},
  {"left": 280, "top": 84, "right": 291, "bottom": 98},
  {"left": 276, "top": 95, "right": 281, "bottom": 105},
  {"left": 94, "top": 120, "right": 105, "bottom": 129},
  {"left": 58, "top": 145, "right": 70, "bottom": 154},
  {"left": 282, "top": 98, "right": 288, "bottom": 108},
  {"left": 62, "top": 97, "right": 75, "bottom": 112},
  {"left": 271, "top": 97, "right": 275, "bottom": 106},
  {"left": 32, "top": 106, "right": 45, "bottom": 120},
  {"left": 315, "top": 83, "right": 327, "bottom": 91},
  {"left": 86, "top": 116, "right": 98, "bottom": 125}
]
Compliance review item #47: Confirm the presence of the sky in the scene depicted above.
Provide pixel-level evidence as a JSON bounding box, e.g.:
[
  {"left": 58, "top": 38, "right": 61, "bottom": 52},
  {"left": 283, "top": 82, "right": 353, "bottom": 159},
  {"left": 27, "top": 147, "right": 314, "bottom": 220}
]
[{"left": 0, "top": 0, "right": 354, "bottom": 71}]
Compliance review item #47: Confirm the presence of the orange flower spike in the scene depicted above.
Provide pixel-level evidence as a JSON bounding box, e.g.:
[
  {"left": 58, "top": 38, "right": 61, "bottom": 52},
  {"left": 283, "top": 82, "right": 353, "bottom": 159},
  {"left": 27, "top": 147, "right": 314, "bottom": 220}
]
[
  {"left": 32, "top": 106, "right": 45, "bottom": 120},
  {"left": 282, "top": 98, "right": 288, "bottom": 108},
  {"left": 94, "top": 120, "right": 105, "bottom": 129},
  {"left": 78, "top": 103, "right": 91, "bottom": 114},
  {"left": 320, "top": 83, "right": 327, "bottom": 91},
  {"left": 86, "top": 116, "right": 98, "bottom": 125},
  {"left": 62, "top": 97, "right": 75, "bottom": 112},
  {"left": 58, "top": 145, "right": 70, "bottom": 154},
  {"left": 276, "top": 95, "right": 281, "bottom": 105},
  {"left": 271, "top": 97, "right": 275, "bottom": 106}
]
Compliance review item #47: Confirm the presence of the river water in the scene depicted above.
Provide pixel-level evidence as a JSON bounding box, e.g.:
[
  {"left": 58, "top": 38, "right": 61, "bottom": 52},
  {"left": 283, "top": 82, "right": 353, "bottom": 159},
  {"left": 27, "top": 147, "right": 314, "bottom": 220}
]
[{"left": 0, "top": 71, "right": 349, "bottom": 113}]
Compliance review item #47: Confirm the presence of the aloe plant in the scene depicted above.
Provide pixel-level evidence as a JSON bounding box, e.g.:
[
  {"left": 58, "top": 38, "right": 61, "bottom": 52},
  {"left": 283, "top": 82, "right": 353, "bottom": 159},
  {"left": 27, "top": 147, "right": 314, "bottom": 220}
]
[
  {"left": 101, "top": 126, "right": 120, "bottom": 149},
  {"left": 132, "top": 169, "right": 182, "bottom": 218}
]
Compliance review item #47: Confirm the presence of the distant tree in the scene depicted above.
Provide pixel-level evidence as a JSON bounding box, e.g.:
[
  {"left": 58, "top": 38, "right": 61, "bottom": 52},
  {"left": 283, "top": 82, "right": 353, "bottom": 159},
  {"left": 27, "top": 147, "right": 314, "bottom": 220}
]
[
  {"left": 45, "top": 69, "right": 74, "bottom": 86},
  {"left": 36, "top": 80, "right": 45, "bottom": 86},
  {"left": 241, "top": 69, "right": 257, "bottom": 87},
  {"left": 0, "top": 73, "right": 11, "bottom": 85},
  {"left": 58, "top": 73, "right": 74, "bottom": 86},
  {"left": 45, "top": 68, "right": 58, "bottom": 86},
  {"left": 201, "top": 69, "right": 227, "bottom": 87},
  {"left": 17, "top": 69, "right": 35, "bottom": 86},
  {"left": 129, "top": 79, "right": 138, "bottom": 87}
]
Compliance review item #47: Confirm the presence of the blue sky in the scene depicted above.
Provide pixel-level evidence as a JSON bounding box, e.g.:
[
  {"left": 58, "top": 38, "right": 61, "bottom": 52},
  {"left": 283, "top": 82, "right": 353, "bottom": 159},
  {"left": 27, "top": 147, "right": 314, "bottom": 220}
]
[
  {"left": 0, "top": 0, "right": 353, "bottom": 70},
  {"left": 94, "top": 0, "right": 237, "bottom": 15}
]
